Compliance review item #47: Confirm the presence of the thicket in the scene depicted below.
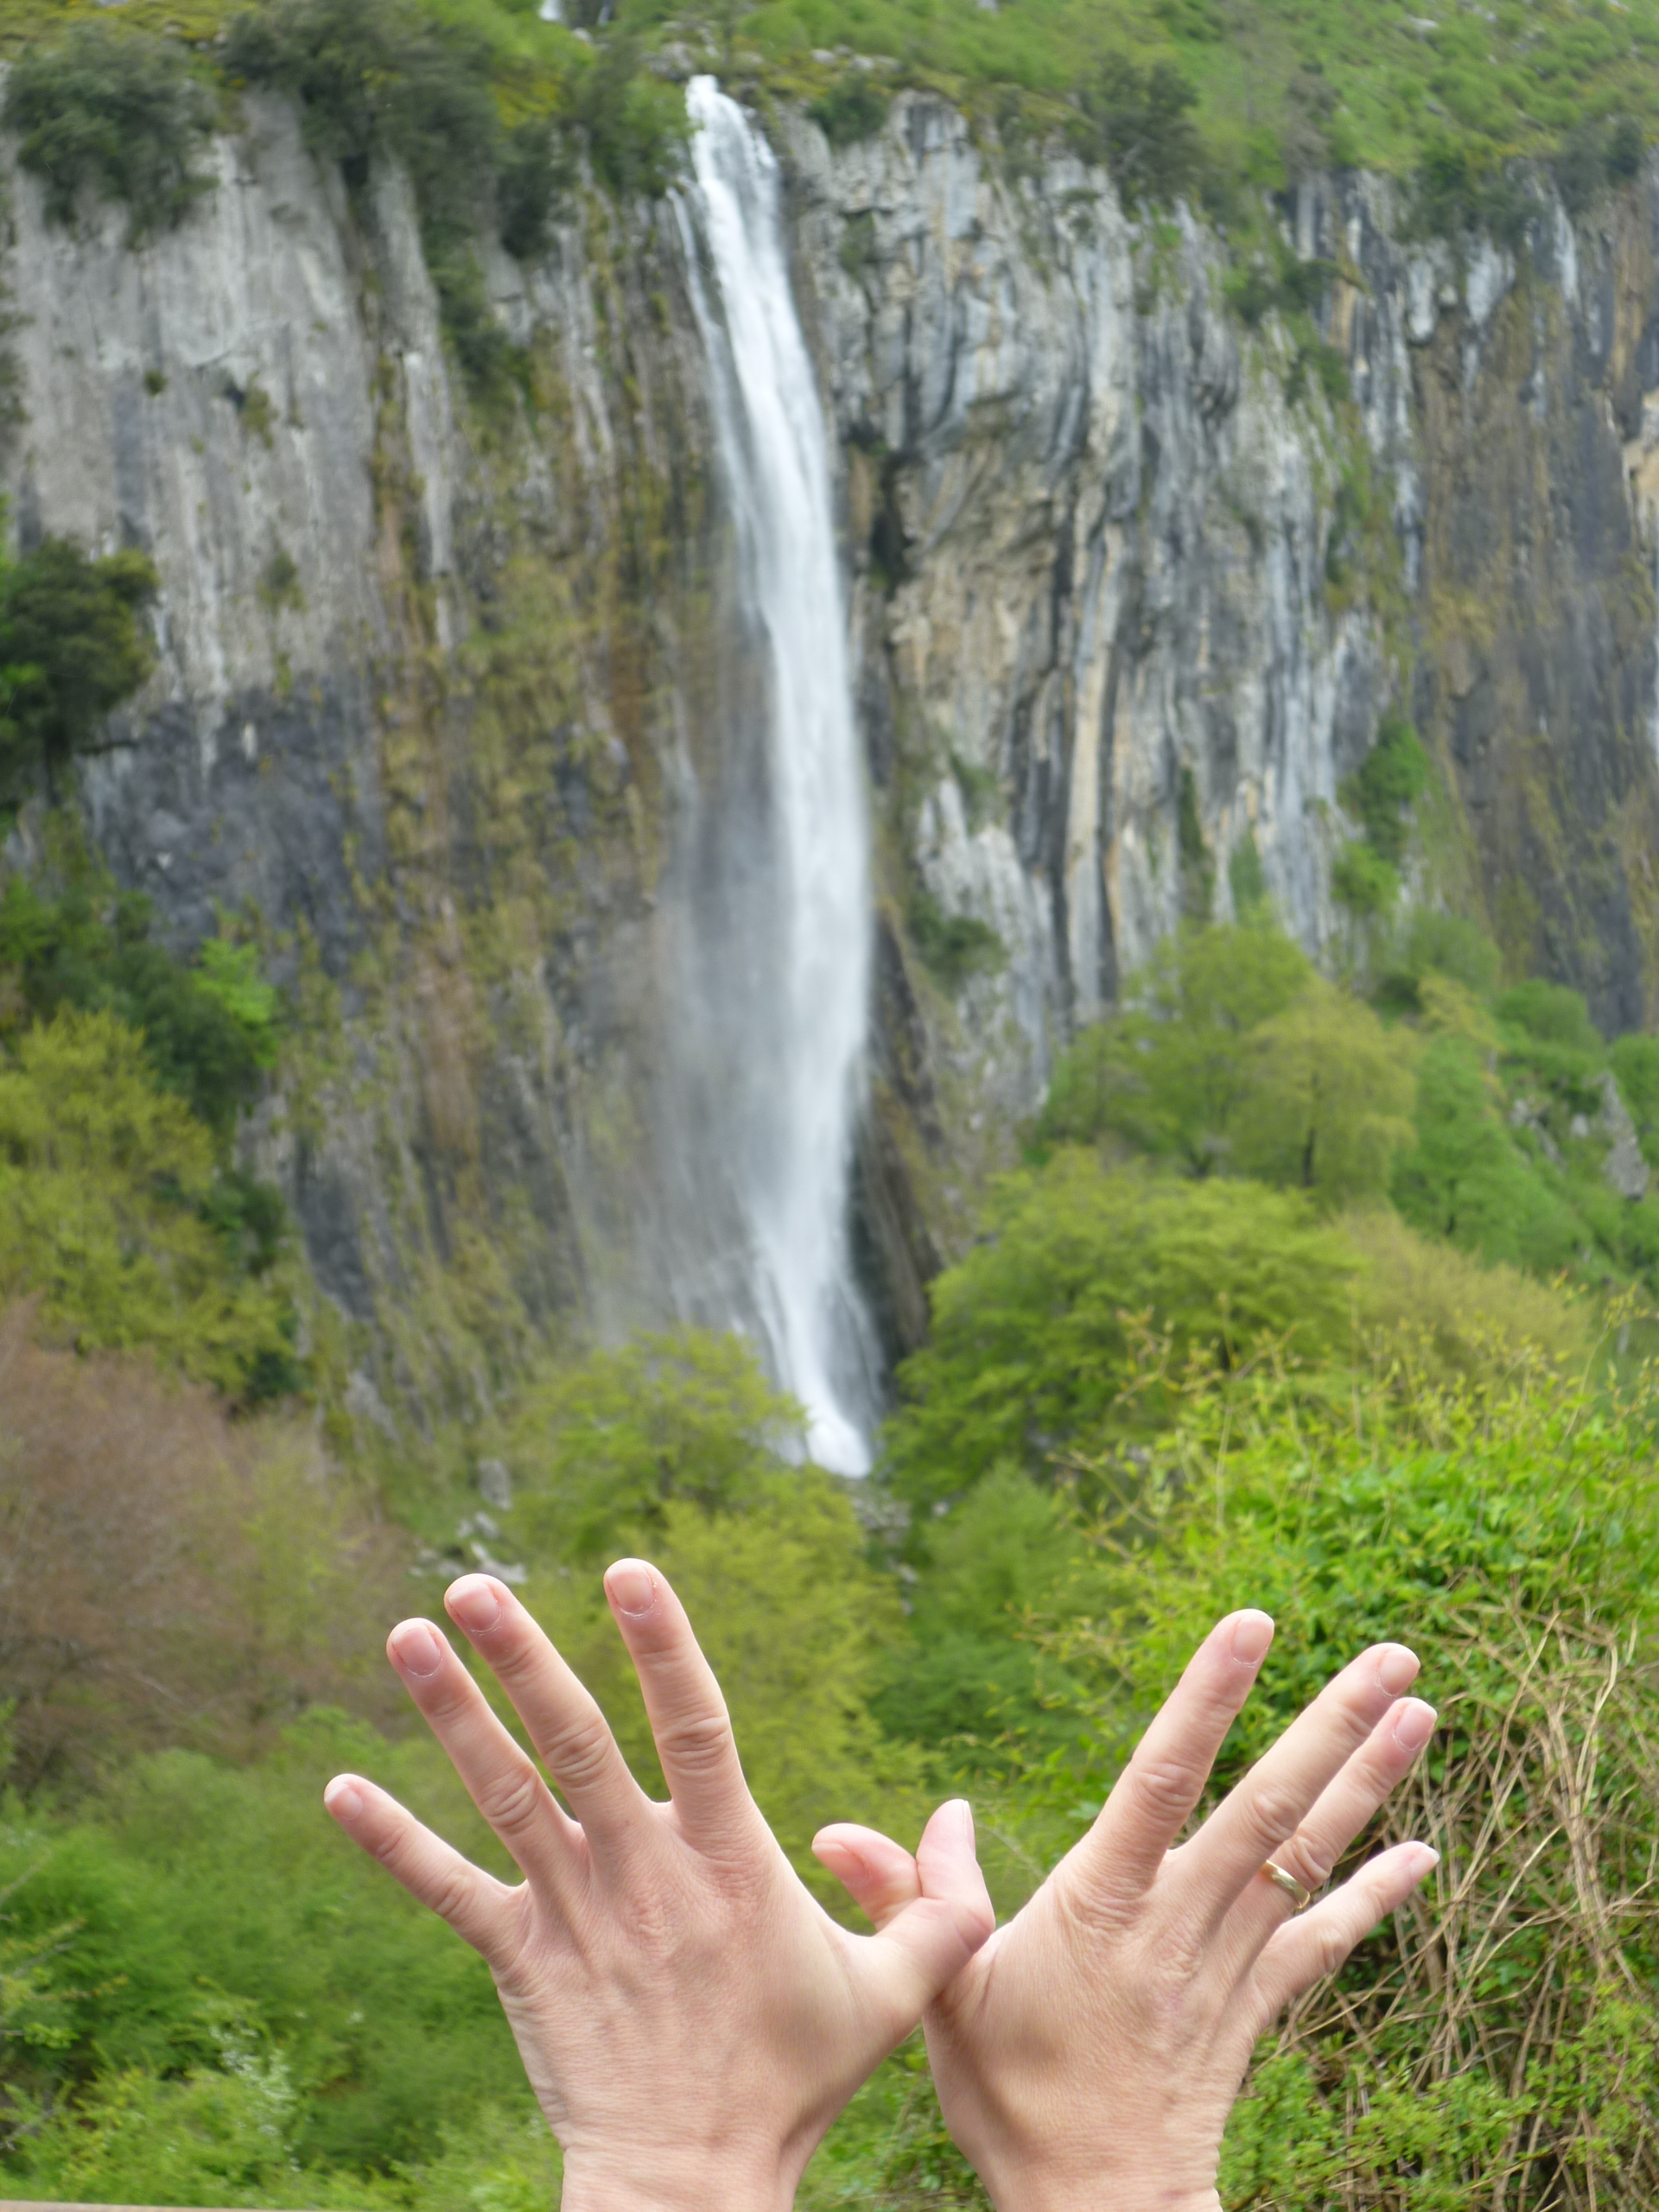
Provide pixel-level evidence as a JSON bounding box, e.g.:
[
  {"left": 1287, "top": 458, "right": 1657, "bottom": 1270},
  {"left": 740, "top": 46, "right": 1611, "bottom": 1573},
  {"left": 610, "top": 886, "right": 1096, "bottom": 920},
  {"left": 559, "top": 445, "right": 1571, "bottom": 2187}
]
[
  {"left": 3, "top": 24, "right": 214, "bottom": 242},
  {"left": 0, "top": 538, "right": 157, "bottom": 794}
]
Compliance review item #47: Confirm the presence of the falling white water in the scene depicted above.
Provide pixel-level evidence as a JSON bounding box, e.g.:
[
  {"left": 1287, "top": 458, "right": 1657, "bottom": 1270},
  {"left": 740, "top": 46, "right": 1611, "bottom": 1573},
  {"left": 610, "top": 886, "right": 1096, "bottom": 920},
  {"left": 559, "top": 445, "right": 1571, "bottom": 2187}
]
[{"left": 673, "top": 77, "right": 876, "bottom": 1475}]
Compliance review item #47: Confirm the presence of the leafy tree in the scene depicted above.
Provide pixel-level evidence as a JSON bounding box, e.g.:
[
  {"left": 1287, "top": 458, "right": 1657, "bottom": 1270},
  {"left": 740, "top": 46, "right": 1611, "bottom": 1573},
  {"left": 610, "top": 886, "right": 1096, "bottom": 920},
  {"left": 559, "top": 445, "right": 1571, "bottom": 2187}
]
[
  {"left": 494, "top": 1328, "right": 806, "bottom": 1565},
  {"left": 1075, "top": 56, "right": 1204, "bottom": 208},
  {"left": 0, "top": 1007, "right": 295, "bottom": 1393},
  {"left": 1390, "top": 1035, "right": 1583, "bottom": 1274},
  {"left": 883, "top": 1155, "right": 1357, "bottom": 1503},
  {"left": 0, "top": 880, "right": 278, "bottom": 1140},
  {"left": 3, "top": 25, "right": 213, "bottom": 241},
  {"left": 0, "top": 542, "right": 157, "bottom": 786},
  {"left": 1229, "top": 979, "right": 1416, "bottom": 1208},
  {"left": 1039, "top": 919, "right": 1312, "bottom": 1171}
]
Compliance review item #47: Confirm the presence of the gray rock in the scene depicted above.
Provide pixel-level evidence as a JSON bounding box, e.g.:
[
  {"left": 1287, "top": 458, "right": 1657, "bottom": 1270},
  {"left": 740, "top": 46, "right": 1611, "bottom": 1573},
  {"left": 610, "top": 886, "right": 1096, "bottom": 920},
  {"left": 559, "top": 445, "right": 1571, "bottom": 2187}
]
[{"left": 1598, "top": 1071, "right": 1649, "bottom": 1201}]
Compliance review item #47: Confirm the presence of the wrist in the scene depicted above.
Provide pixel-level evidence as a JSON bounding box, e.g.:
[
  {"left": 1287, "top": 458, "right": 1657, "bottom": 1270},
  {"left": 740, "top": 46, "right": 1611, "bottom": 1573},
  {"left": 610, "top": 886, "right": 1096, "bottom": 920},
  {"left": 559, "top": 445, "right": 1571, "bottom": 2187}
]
[
  {"left": 559, "top": 2150, "right": 794, "bottom": 2212},
  {"left": 986, "top": 2177, "right": 1218, "bottom": 2212}
]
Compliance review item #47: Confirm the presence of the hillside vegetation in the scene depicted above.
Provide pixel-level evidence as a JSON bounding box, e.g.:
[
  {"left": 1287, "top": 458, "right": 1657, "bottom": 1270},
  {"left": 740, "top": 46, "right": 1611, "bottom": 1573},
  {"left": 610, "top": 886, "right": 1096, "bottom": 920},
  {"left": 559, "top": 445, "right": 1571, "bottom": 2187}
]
[{"left": 0, "top": 0, "right": 1653, "bottom": 234}]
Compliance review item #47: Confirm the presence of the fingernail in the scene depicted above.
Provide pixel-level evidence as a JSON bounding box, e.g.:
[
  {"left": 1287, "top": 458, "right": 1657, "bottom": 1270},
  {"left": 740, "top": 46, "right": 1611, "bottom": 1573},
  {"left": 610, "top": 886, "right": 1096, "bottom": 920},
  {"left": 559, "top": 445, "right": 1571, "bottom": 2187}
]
[
  {"left": 1377, "top": 1645, "right": 1420, "bottom": 1695},
  {"left": 1394, "top": 1700, "right": 1437, "bottom": 1752},
  {"left": 607, "top": 1559, "right": 655, "bottom": 1618},
  {"left": 447, "top": 1575, "right": 502, "bottom": 1634},
  {"left": 1412, "top": 1844, "right": 1440, "bottom": 1876},
  {"left": 951, "top": 1797, "right": 975, "bottom": 1839},
  {"left": 1231, "top": 1611, "right": 1274, "bottom": 1664},
  {"left": 390, "top": 1621, "right": 446, "bottom": 1678},
  {"left": 324, "top": 1777, "right": 364, "bottom": 1821}
]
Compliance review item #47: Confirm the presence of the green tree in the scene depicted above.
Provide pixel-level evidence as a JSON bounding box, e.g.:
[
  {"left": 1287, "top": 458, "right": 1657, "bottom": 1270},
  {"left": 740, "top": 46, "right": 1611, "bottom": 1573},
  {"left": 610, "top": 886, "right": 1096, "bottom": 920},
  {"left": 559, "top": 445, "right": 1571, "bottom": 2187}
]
[
  {"left": 0, "top": 542, "right": 157, "bottom": 786},
  {"left": 1230, "top": 979, "right": 1416, "bottom": 1207},
  {"left": 495, "top": 1328, "right": 805, "bottom": 1565},
  {"left": 1039, "top": 920, "right": 1313, "bottom": 1171},
  {"left": 1390, "top": 1036, "right": 1583, "bottom": 1275},
  {"left": 3, "top": 24, "right": 213, "bottom": 241},
  {"left": 883, "top": 1155, "right": 1357, "bottom": 1503},
  {"left": 0, "top": 1007, "right": 293, "bottom": 1392}
]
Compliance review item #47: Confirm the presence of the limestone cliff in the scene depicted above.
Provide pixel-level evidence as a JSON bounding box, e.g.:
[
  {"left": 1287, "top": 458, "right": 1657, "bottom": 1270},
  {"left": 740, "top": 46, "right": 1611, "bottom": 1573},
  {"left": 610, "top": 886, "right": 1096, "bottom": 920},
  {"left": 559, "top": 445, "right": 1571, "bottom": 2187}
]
[{"left": 6, "top": 85, "right": 1659, "bottom": 1408}]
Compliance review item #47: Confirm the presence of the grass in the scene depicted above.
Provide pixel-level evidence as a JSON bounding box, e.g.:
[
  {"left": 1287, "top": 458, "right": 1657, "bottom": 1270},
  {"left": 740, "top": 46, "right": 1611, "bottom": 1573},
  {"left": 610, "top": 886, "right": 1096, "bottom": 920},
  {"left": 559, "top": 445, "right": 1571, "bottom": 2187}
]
[{"left": 0, "top": 0, "right": 1653, "bottom": 215}]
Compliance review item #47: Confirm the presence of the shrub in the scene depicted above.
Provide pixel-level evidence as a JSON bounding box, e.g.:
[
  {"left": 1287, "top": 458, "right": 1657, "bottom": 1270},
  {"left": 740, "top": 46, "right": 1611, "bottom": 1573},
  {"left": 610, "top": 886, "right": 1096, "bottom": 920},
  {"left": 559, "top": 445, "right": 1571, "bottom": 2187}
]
[
  {"left": 493, "top": 1327, "right": 806, "bottom": 1565},
  {"left": 0, "top": 879, "right": 279, "bottom": 1140},
  {"left": 0, "top": 1007, "right": 296, "bottom": 1393},
  {"left": 1331, "top": 837, "right": 1398, "bottom": 916},
  {"left": 810, "top": 73, "right": 890, "bottom": 149},
  {"left": 570, "top": 35, "right": 690, "bottom": 200},
  {"left": 0, "top": 542, "right": 157, "bottom": 785},
  {"left": 882, "top": 1155, "right": 1358, "bottom": 1502},
  {"left": 907, "top": 887, "right": 1005, "bottom": 992},
  {"left": 497, "top": 119, "right": 568, "bottom": 263},
  {"left": 1344, "top": 713, "right": 1428, "bottom": 870},
  {"left": 3, "top": 25, "right": 214, "bottom": 243},
  {"left": 1074, "top": 55, "right": 1203, "bottom": 209}
]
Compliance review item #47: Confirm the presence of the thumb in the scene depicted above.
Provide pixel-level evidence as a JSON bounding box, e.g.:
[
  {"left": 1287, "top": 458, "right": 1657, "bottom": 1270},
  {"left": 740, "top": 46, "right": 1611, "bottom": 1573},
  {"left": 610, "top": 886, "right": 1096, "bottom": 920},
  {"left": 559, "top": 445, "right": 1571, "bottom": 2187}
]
[
  {"left": 813, "top": 1821, "right": 924, "bottom": 1929},
  {"left": 846, "top": 1799, "right": 996, "bottom": 2037}
]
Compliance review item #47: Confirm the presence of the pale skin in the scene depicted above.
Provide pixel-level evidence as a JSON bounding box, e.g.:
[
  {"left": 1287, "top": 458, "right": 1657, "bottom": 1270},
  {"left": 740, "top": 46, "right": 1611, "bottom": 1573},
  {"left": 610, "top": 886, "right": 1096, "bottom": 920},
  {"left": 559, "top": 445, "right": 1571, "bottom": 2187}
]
[
  {"left": 327, "top": 1574, "right": 1437, "bottom": 2212},
  {"left": 322, "top": 1561, "right": 995, "bottom": 2212},
  {"left": 817, "top": 1611, "right": 1439, "bottom": 2212}
]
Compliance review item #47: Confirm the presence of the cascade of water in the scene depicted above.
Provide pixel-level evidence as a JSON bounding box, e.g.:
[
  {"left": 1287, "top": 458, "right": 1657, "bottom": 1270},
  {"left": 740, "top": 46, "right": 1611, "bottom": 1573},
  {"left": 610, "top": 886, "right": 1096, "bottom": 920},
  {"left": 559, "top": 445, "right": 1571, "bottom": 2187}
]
[{"left": 672, "top": 76, "right": 876, "bottom": 1476}]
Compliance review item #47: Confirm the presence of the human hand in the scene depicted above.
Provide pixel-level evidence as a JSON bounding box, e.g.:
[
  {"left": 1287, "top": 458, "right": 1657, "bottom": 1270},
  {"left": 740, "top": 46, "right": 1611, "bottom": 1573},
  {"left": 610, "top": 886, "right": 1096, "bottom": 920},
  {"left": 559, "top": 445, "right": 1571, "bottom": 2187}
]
[
  {"left": 325, "top": 1563, "right": 993, "bottom": 2212},
  {"left": 816, "top": 1611, "right": 1439, "bottom": 2212}
]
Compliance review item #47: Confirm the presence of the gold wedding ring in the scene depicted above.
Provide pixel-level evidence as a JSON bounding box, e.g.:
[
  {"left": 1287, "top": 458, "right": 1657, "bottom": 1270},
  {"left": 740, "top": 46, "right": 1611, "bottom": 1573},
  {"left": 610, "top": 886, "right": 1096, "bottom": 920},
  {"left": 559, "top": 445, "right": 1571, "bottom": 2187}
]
[{"left": 1261, "top": 1859, "right": 1314, "bottom": 1912}]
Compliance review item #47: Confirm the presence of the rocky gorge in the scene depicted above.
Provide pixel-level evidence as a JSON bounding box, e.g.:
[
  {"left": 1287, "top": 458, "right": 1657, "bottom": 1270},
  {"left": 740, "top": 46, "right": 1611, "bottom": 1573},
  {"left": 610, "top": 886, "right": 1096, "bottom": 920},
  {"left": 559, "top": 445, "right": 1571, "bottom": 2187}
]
[{"left": 10, "top": 73, "right": 1659, "bottom": 1421}]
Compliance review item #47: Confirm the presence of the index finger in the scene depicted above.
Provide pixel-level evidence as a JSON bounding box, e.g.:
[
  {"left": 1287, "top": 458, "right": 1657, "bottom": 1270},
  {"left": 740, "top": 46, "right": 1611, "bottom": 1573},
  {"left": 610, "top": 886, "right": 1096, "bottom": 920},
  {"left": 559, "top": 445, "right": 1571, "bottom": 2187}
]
[{"left": 1073, "top": 1610, "right": 1276, "bottom": 1901}]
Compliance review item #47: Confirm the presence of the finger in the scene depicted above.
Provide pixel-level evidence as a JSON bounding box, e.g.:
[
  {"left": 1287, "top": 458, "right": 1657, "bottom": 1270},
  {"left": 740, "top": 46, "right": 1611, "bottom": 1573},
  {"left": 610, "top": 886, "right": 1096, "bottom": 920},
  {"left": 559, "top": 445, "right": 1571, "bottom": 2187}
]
[
  {"left": 1075, "top": 1610, "right": 1276, "bottom": 1902},
  {"left": 1250, "top": 1840, "right": 1439, "bottom": 2023},
  {"left": 813, "top": 1822, "right": 923, "bottom": 1930},
  {"left": 445, "top": 1574, "right": 650, "bottom": 1857},
  {"left": 858, "top": 1800, "right": 997, "bottom": 2037},
  {"left": 1173, "top": 1641, "right": 1421, "bottom": 1919},
  {"left": 387, "top": 1617, "right": 577, "bottom": 1891},
  {"left": 603, "top": 1560, "right": 760, "bottom": 1850},
  {"left": 1226, "top": 1698, "right": 1437, "bottom": 1955},
  {"left": 324, "top": 1771, "right": 517, "bottom": 1965}
]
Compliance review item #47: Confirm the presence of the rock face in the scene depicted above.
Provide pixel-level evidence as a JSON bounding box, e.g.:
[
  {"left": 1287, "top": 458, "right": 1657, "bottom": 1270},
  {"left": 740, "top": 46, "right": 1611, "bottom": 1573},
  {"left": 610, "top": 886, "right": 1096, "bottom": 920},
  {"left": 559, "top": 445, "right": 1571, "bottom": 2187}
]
[{"left": 8, "top": 88, "right": 1659, "bottom": 1408}]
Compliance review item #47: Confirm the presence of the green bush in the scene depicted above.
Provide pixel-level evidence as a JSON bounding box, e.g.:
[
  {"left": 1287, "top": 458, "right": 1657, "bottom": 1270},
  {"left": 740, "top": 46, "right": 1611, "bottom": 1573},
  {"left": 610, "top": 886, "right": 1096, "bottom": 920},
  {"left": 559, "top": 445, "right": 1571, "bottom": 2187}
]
[
  {"left": 0, "top": 1006, "right": 296, "bottom": 1395},
  {"left": 0, "top": 541, "right": 157, "bottom": 785},
  {"left": 883, "top": 1154, "right": 1358, "bottom": 1503},
  {"left": 3, "top": 25, "right": 214, "bottom": 243},
  {"left": 569, "top": 35, "right": 690, "bottom": 200},
  {"left": 907, "top": 887, "right": 1005, "bottom": 992},
  {"left": 1072, "top": 54, "right": 1204, "bottom": 209},
  {"left": 1344, "top": 712, "right": 1428, "bottom": 869},
  {"left": 810, "top": 73, "right": 890, "bottom": 149},
  {"left": 0, "top": 879, "right": 279, "bottom": 1140},
  {"left": 1038, "top": 918, "right": 1312, "bottom": 1169}
]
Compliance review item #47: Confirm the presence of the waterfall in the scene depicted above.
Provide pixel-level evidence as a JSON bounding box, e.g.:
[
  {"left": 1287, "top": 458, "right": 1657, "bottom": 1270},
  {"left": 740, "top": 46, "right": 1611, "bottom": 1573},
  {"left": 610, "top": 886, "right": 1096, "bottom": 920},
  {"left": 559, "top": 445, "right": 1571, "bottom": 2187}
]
[{"left": 670, "top": 77, "right": 876, "bottom": 1476}]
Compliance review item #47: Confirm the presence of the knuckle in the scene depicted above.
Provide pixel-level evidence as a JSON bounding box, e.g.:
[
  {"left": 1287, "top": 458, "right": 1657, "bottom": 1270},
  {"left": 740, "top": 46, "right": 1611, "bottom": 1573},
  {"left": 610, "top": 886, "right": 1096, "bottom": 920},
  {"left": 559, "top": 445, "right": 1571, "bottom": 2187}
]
[
  {"left": 427, "top": 1866, "right": 480, "bottom": 1932},
  {"left": 1126, "top": 1752, "right": 1202, "bottom": 1823},
  {"left": 544, "top": 1708, "right": 618, "bottom": 1792},
  {"left": 1243, "top": 1779, "right": 1305, "bottom": 1850},
  {"left": 657, "top": 1706, "right": 735, "bottom": 1777},
  {"left": 475, "top": 1764, "right": 546, "bottom": 1840}
]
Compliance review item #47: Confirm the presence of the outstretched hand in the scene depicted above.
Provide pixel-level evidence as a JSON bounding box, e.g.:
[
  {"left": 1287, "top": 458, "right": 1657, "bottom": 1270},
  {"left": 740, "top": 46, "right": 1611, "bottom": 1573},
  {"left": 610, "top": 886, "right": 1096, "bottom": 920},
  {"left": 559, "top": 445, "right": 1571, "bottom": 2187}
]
[
  {"left": 817, "top": 1611, "right": 1439, "bottom": 2212},
  {"left": 326, "top": 1564, "right": 993, "bottom": 2212}
]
